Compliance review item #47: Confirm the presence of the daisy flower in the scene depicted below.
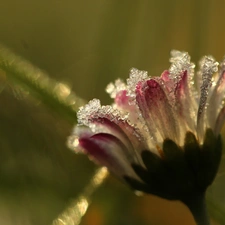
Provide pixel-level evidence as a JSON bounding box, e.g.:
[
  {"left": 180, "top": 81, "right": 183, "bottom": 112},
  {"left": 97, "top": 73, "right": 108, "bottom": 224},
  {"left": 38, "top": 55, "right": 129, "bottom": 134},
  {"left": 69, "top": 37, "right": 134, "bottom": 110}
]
[{"left": 68, "top": 50, "right": 225, "bottom": 225}]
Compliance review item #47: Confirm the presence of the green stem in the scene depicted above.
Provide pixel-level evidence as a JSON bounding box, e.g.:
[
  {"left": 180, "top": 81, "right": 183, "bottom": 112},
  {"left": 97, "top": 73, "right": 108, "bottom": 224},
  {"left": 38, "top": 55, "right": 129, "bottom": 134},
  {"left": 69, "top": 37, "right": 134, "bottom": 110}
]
[
  {"left": 181, "top": 192, "right": 210, "bottom": 225},
  {"left": 52, "top": 167, "right": 108, "bottom": 225},
  {"left": 0, "top": 44, "right": 85, "bottom": 124}
]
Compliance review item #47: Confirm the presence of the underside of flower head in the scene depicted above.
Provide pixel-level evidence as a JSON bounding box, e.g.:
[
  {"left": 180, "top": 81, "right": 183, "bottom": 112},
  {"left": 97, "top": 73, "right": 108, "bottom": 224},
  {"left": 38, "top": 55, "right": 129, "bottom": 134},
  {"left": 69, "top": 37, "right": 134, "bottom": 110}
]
[
  {"left": 124, "top": 129, "right": 222, "bottom": 200},
  {"left": 68, "top": 50, "right": 225, "bottom": 203}
]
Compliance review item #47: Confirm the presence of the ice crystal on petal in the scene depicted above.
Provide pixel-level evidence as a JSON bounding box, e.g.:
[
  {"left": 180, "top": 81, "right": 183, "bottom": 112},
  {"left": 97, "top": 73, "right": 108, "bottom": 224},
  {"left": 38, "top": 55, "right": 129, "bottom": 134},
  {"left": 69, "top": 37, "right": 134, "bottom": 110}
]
[
  {"left": 197, "top": 56, "right": 219, "bottom": 139},
  {"left": 199, "top": 56, "right": 219, "bottom": 75},
  {"left": 198, "top": 56, "right": 219, "bottom": 112},
  {"left": 77, "top": 99, "right": 101, "bottom": 126},
  {"left": 169, "top": 50, "right": 195, "bottom": 81},
  {"left": 127, "top": 68, "right": 148, "bottom": 99},
  {"left": 77, "top": 98, "right": 135, "bottom": 134},
  {"left": 106, "top": 79, "right": 126, "bottom": 99}
]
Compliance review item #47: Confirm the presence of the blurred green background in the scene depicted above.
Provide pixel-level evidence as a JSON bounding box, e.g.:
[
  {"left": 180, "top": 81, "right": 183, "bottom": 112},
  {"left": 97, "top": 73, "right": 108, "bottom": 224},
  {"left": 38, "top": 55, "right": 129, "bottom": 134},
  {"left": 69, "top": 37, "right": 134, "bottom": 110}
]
[{"left": 0, "top": 0, "right": 225, "bottom": 224}]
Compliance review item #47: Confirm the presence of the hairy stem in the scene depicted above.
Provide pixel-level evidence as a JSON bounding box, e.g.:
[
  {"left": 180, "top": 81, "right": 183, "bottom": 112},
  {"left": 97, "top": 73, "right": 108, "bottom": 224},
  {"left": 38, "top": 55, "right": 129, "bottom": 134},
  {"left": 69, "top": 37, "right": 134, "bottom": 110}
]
[{"left": 0, "top": 44, "right": 85, "bottom": 124}]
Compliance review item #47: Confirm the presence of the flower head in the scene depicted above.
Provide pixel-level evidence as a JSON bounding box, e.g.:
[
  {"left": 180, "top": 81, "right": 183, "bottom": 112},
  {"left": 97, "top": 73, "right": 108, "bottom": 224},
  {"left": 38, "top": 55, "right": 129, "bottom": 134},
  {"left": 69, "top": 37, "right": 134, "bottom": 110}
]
[{"left": 68, "top": 51, "right": 224, "bottom": 211}]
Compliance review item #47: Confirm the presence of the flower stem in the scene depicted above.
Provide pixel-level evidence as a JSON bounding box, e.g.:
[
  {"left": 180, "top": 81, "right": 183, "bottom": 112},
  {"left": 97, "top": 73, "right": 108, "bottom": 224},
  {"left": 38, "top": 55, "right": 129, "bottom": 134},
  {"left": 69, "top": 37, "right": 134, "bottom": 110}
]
[
  {"left": 181, "top": 192, "right": 210, "bottom": 225},
  {"left": 0, "top": 44, "right": 86, "bottom": 124},
  {"left": 52, "top": 167, "right": 108, "bottom": 225}
]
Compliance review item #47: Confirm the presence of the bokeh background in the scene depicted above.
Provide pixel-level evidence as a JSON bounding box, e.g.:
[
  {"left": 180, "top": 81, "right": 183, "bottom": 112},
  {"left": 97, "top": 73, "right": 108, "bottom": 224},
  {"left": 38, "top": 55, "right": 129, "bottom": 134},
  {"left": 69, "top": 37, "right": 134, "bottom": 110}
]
[{"left": 0, "top": 0, "right": 225, "bottom": 224}]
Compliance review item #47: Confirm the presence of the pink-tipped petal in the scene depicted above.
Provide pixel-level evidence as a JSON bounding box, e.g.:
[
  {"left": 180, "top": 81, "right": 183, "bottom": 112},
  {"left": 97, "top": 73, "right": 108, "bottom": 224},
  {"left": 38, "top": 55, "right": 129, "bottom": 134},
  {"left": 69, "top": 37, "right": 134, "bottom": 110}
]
[
  {"left": 79, "top": 133, "right": 140, "bottom": 179},
  {"left": 161, "top": 70, "right": 176, "bottom": 98},
  {"left": 77, "top": 99, "right": 147, "bottom": 166},
  {"left": 90, "top": 117, "right": 146, "bottom": 160},
  {"left": 135, "top": 80, "right": 163, "bottom": 144},
  {"left": 136, "top": 78, "right": 178, "bottom": 142},
  {"left": 114, "top": 90, "right": 143, "bottom": 128},
  {"left": 67, "top": 126, "right": 94, "bottom": 153},
  {"left": 115, "top": 90, "right": 129, "bottom": 106},
  {"left": 146, "top": 79, "right": 178, "bottom": 140},
  {"left": 174, "top": 70, "right": 197, "bottom": 134}
]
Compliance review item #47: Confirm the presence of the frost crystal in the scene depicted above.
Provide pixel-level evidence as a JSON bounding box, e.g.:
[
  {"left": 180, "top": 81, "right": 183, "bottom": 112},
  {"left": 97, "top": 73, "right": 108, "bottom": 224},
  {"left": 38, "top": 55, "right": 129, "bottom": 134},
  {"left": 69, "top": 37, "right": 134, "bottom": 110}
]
[
  {"left": 126, "top": 68, "right": 148, "bottom": 98},
  {"left": 106, "top": 79, "right": 126, "bottom": 98},
  {"left": 77, "top": 99, "right": 101, "bottom": 126},
  {"left": 199, "top": 56, "right": 218, "bottom": 95},
  {"left": 169, "top": 50, "right": 195, "bottom": 80},
  {"left": 197, "top": 56, "right": 219, "bottom": 137},
  {"left": 67, "top": 135, "right": 79, "bottom": 151},
  {"left": 77, "top": 98, "right": 131, "bottom": 131},
  {"left": 199, "top": 56, "right": 218, "bottom": 76}
]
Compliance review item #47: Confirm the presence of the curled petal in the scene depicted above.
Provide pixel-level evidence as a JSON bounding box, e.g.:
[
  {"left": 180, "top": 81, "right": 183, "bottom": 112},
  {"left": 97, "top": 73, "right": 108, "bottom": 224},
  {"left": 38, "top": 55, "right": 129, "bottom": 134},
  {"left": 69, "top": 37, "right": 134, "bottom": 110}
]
[
  {"left": 161, "top": 70, "right": 175, "bottom": 97},
  {"left": 79, "top": 133, "right": 140, "bottom": 179},
  {"left": 113, "top": 90, "right": 146, "bottom": 131},
  {"left": 67, "top": 126, "right": 93, "bottom": 153},
  {"left": 77, "top": 99, "right": 146, "bottom": 153},
  {"left": 90, "top": 117, "right": 146, "bottom": 159}
]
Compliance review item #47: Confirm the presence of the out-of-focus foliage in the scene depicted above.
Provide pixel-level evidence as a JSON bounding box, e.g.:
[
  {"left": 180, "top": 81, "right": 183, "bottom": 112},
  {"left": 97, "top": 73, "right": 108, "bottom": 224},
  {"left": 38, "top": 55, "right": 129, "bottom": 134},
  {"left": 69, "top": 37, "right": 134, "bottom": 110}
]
[
  {"left": 0, "top": 44, "right": 85, "bottom": 123},
  {"left": 0, "top": 0, "right": 225, "bottom": 224}
]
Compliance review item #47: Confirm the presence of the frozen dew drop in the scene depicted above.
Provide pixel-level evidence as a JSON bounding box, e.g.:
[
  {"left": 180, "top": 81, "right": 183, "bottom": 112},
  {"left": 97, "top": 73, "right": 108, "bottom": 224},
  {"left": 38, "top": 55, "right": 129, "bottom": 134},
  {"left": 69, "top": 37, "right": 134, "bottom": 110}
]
[
  {"left": 198, "top": 56, "right": 219, "bottom": 98},
  {"left": 77, "top": 97, "right": 129, "bottom": 131},
  {"left": 106, "top": 79, "right": 126, "bottom": 98},
  {"left": 169, "top": 50, "right": 195, "bottom": 80},
  {"left": 106, "top": 83, "right": 115, "bottom": 97},
  {"left": 199, "top": 56, "right": 219, "bottom": 77},
  {"left": 198, "top": 55, "right": 218, "bottom": 107},
  {"left": 67, "top": 135, "right": 81, "bottom": 153},
  {"left": 126, "top": 68, "right": 148, "bottom": 98},
  {"left": 77, "top": 99, "right": 101, "bottom": 126},
  {"left": 197, "top": 56, "right": 219, "bottom": 139}
]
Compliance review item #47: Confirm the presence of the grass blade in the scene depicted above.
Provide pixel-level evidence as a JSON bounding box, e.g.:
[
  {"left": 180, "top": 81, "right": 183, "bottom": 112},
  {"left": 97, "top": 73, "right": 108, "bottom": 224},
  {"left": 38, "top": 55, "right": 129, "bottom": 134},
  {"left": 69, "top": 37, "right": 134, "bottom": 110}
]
[{"left": 0, "top": 44, "right": 85, "bottom": 124}]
